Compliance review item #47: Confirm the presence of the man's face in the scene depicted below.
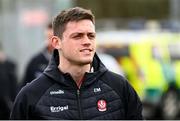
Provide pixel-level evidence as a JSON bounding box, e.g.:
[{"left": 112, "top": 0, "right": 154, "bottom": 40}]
[{"left": 60, "top": 19, "right": 96, "bottom": 66}]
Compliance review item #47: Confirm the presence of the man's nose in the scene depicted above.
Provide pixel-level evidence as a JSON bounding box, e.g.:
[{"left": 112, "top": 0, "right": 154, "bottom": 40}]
[{"left": 82, "top": 36, "right": 91, "bottom": 45}]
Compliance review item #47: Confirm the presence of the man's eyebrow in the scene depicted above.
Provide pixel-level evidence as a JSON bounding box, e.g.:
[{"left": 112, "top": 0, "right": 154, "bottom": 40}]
[
  {"left": 88, "top": 32, "right": 96, "bottom": 35},
  {"left": 70, "top": 32, "right": 95, "bottom": 36},
  {"left": 70, "top": 32, "right": 83, "bottom": 36}
]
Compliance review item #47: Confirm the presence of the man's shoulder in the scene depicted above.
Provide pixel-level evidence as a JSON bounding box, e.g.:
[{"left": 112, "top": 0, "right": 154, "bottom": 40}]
[
  {"left": 26, "top": 74, "right": 53, "bottom": 90},
  {"left": 101, "top": 70, "right": 132, "bottom": 95},
  {"left": 18, "top": 74, "right": 54, "bottom": 101},
  {"left": 102, "top": 70, "right": 127, "bottom": 85}
]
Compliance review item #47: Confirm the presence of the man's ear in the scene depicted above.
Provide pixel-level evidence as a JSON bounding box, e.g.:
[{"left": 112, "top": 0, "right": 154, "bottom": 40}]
[{"left": 51, "top": 36, "right": 61, "bottom": 49}]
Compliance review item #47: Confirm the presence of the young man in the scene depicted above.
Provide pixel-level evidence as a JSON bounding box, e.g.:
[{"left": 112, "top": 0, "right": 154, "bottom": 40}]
[
  {"left": 10, "top": 7, "right": 143, "bottom": 120},
  {"left": 21, "top": 22, "right": 54, "bottom": 88}
]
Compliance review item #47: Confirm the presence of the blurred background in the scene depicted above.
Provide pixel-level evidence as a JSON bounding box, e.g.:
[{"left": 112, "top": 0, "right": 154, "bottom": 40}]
[{"left": 0, "top": 0, "right": 180, "bottom": 119}]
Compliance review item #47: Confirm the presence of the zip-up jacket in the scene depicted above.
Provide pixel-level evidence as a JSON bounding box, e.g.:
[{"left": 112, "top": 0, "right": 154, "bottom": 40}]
[{"left": 10, "top": 49, "right": 143, "bottom": 120}]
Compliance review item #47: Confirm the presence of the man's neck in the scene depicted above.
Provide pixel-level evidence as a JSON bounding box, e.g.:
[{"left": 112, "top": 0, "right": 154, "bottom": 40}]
[{"left": 58, "top": 61, "right": 91, "bottom": 85}]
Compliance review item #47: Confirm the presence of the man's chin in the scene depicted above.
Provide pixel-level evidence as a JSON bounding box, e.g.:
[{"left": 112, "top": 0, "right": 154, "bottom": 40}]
[
  {"left": 79, "top": 59, "right": 93, "bottom": 65},
  {"left": 82, "top": 60, "right": 92, "bottom": 65}
]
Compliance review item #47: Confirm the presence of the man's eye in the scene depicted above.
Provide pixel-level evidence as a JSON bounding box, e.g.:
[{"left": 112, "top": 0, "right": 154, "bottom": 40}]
[
  {"left": 72, "top": 33, "right": 83, "bottom": 39},
  {"left": 73, "top": 35, "right": 81, "bottom": 39},
  {"left": 88, "top": 34, "right": 95, "bottom": 39}
]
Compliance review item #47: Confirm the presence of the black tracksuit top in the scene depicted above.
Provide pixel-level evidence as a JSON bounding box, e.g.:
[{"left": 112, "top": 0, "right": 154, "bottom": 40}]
[{"left": 10, "top": 49, "right": 143, "bottom": 120}]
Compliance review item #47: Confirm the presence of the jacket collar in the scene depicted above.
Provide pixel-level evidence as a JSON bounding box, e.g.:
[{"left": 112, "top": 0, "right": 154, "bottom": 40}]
[{"left": 43, "top": 49, "right": 107, "bottom": 88}]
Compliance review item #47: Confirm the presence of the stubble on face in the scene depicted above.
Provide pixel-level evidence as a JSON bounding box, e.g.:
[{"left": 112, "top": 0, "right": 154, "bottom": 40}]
[{"left": 60, "top": 20, "right": 96, "bottom": 66}]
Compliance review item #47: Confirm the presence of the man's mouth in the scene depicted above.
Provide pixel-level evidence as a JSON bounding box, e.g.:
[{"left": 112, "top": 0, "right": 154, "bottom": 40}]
[{"left": 80, "top": 49, "right": 93, "bottom": 52}]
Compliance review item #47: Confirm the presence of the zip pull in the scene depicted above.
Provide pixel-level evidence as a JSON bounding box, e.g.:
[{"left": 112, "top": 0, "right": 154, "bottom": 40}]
[{"left": 77, "top": 89, "right": 80, "bottom": 95}]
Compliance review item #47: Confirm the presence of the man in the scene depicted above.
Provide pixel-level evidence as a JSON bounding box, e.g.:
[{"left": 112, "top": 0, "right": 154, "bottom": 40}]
[
  {"left": 10, "top": 7, "right": 143, "bottom": 120},
  {"left": 21, "top": 22, "right": 54, "bottom": 87}
]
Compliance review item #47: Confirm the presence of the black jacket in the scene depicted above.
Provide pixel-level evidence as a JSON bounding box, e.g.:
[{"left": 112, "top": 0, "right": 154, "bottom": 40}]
[{"left": 10, "top": 49, "right": 143, "bottom": 120}]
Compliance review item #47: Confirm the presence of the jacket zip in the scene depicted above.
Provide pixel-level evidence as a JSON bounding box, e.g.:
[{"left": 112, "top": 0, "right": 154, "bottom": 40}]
[{"left": 77, "top": 89, "right": 83, "bottom": 119}]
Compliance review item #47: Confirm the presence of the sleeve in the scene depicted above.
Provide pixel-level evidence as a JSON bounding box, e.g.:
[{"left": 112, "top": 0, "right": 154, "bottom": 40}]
[
  {"left": 9, "top": 87, "right": 30, "bottom": 119},
  {"left": 124, "top": 80, "right": 143, "bottom": 120},
  {"left": 10, "top": 74, "right": 51, "bottom": 120}
]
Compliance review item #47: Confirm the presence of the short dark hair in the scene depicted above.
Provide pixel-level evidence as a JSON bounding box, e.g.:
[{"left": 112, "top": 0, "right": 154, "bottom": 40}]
[{"left": 52, "top": 7, "right": 95, "bottom": 39}]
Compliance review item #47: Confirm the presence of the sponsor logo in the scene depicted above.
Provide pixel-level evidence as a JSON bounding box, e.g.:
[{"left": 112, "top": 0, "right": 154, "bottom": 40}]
[
  {"left": 50, "top": 90, "right": 64, "bottom": 95},
  {"left": 94, "top": 87, "right": 101, "bottom": 93},
  {"left": 50, "top": 105, "right": 68, "bottom": 112},
  {"left": 97, "top": 99, "right": 107, "bottom": 112}
]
